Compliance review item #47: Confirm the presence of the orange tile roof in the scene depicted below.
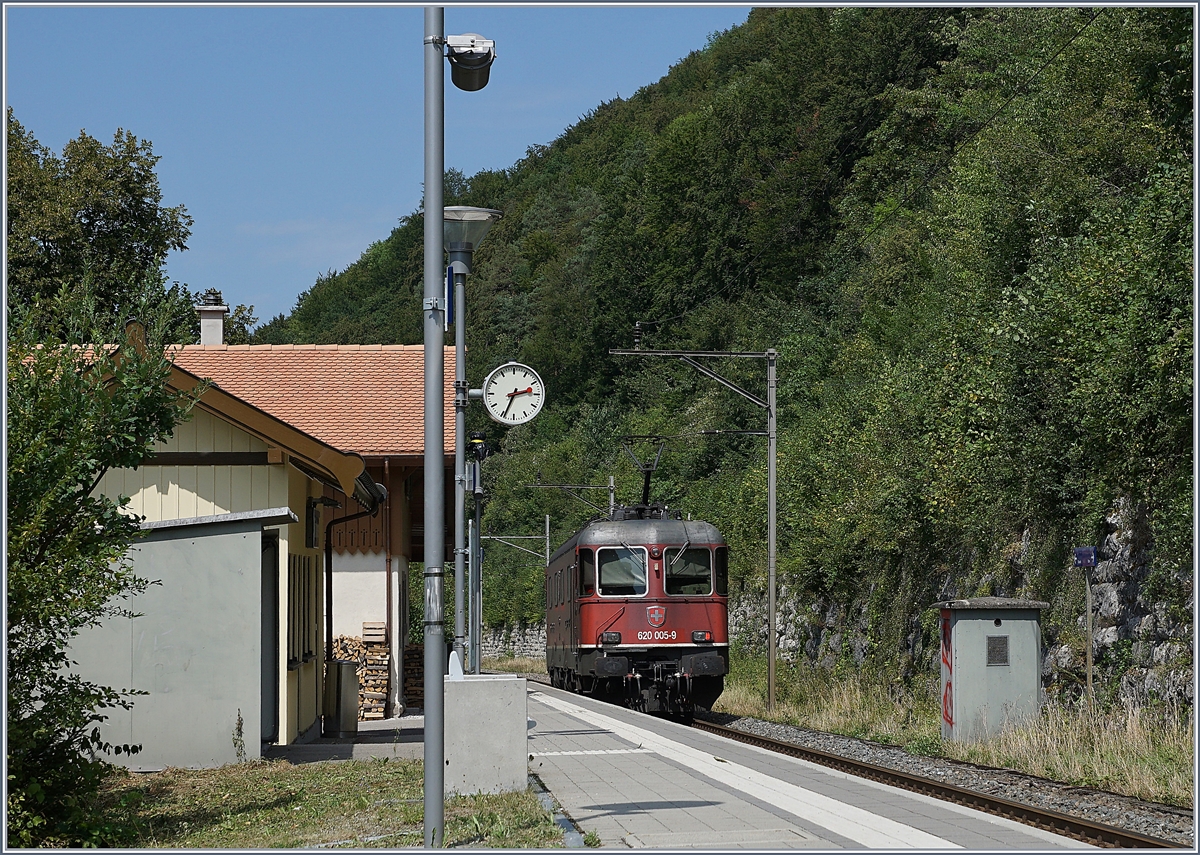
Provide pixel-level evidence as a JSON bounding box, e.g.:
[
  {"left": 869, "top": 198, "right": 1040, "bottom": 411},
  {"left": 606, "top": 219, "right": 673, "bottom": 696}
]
[{"left": 169, "top": 345, "right": 456, "bottom": 457}]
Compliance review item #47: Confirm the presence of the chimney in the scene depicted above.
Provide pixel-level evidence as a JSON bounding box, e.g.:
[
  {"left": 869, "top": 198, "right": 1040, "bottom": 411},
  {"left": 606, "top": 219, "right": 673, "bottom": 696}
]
[{"left": 196, "top": 289, "right": 229, "bottom": 345}]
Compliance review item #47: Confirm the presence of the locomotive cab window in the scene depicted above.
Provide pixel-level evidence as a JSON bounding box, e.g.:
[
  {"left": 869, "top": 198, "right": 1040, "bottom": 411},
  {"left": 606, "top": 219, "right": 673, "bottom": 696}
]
[
  {"left": 714, "top": 546, "right": 729, "bottom": 596},
  {"left": 597, "top": 546, "right": 647, "bottom": 596},
  {"left": 664, "top": 547, "right": 712, "bottom": 595},
  {"left": 579, "top": 548, "right": 595, "bottom": 595}
]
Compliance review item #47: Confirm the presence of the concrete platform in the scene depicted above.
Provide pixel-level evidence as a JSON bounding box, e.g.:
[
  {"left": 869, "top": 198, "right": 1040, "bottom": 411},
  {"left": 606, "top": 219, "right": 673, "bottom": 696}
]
[
  {"left": 263, "top": 687, "right": 1096, "bottom": 850},
  {"left": 528, "top": 686, "right": 1094, "bottom": 850},
  {"left": 263, "top": 714, "right": 425, "bottom": 763}
]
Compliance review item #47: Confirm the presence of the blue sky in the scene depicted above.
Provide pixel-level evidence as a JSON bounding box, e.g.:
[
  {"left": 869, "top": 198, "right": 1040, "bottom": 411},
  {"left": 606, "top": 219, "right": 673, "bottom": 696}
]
[{"left": 5, "top": 5, "right": 751, "bottom": 324}]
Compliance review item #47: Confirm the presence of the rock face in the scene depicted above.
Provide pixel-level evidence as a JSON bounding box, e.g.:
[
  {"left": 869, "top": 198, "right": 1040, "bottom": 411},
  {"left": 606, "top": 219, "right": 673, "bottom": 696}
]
[
  {"left": 728, "top": 500, "right": 1192, "bottom": 709},
  {"left": 1041, "top": 499, "right": 1193, "bottom": 707},
  {"left": 480, "top": 623, "right": 546, "bottom": 660},
  {"left": 728, "top": 585, "right": 921, "bottom": 681},
  {"left": 728, "top": 586, "right": 883, "bottom": 671}
]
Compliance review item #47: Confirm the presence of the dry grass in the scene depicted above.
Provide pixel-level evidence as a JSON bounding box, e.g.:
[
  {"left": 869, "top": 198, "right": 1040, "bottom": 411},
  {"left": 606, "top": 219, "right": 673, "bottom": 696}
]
[
  {"left": 94, "top": 757, "right": 562, "bottom": 848},
  {"left": 715, "top": 659, "right": 944, "bottom": 755},
  {"left": 715, "top": 652, "right": 1194, "bottom": 806},
  {"left": 943, "top": 702, "right": 1194, "bottom": 807},
  {"left": 484, "top": 655, "right": 547, "bottom": 675}
]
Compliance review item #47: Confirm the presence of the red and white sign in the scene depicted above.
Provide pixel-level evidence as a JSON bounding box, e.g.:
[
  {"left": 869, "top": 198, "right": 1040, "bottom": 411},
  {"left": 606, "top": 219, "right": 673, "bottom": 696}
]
[{"left": 646, "top": 606, "right": 666, "bottom": 627}]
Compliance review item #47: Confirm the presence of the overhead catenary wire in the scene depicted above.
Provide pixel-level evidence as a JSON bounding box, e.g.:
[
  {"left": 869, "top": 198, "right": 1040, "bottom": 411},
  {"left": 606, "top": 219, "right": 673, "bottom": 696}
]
[{"left": 624, "top": 430, "right": 768, "bottom": 443}]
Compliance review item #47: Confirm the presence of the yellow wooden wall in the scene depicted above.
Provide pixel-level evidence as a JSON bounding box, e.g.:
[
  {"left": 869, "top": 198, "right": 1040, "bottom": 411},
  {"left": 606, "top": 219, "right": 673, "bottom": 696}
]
[{"left": 95, "top": 409, "right": 289, "bottom": 518}]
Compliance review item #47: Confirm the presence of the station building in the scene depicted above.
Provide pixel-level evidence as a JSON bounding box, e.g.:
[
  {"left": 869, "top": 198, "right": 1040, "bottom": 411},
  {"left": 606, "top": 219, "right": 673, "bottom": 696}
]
[{"left": 74, "top": 313, "right": 454, "bottom": 769}]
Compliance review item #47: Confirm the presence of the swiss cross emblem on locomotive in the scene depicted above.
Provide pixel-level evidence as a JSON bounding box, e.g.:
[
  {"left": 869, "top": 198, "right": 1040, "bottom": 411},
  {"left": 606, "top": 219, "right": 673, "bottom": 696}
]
[{"left": 647, "top": 606, "right": 666, "bottom": 627}]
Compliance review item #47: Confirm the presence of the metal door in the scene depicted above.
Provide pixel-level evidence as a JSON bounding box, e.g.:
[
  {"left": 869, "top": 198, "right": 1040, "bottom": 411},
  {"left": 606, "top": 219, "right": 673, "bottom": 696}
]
[
  {"left": 569, "top": 562, "right": 579, "bottom": 670},
  {"left": 261, "top": 533, "right": 279, "bottom": 743}
]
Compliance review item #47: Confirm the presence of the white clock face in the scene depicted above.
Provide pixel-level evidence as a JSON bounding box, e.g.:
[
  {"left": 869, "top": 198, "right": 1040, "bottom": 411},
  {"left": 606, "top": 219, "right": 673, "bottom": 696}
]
[{"left": 482, "top": 362, "right": 546, "bottom": 426}]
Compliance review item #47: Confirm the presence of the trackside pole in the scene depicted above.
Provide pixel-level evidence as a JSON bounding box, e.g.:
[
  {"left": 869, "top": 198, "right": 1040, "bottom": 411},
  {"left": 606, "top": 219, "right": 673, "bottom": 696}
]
[
  {"left": 608, "top": 346, "right": 779, "bottom": 712},
  {"left": 767, "top": 350, "right": 777, "bottom": 713}
]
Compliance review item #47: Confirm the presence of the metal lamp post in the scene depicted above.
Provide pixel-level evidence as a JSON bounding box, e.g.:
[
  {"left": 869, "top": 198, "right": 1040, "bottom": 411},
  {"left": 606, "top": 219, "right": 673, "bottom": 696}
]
[
  {"left": 445, "top": 207, "right": 502, "bottom": 673},
  {"left": 422, "top": 9, "right": 495, "bottom": 847},
  {"left": 467, "top": 431, "right": 490, "bottom": 674}
]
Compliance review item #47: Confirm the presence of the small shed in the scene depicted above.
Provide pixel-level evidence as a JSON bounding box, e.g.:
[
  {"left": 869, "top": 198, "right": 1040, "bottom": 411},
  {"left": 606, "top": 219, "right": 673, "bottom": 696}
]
[
  {"left": 72, "top": 509, "right": 296, "bottom": 770},
  {"left": 932, "top": 597, "right": 1048, "bottom": 742}
]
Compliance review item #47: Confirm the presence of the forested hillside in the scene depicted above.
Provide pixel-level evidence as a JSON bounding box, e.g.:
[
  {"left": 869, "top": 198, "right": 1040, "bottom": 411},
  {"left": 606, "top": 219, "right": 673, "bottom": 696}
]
[{"left": 257, "top": 8, "right": 1192, "bottom": 701}]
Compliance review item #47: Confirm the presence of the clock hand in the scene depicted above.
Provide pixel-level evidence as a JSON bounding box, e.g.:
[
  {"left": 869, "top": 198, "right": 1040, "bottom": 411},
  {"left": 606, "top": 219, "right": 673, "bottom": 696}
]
[
  {"left": 502, "top": 389, "right": 520, "bottom": 418},
  {"left": 506, "top": 387, "right": 534, "bottom": 397}
]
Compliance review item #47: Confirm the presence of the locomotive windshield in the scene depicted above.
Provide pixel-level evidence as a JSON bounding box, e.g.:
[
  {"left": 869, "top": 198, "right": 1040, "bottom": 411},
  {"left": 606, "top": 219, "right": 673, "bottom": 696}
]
[
  {"left": 597, "top": 546, "right": 647, "bottom": 596},
  {"left": 664, "top": 547, "right": 712, "bottom": 595}
]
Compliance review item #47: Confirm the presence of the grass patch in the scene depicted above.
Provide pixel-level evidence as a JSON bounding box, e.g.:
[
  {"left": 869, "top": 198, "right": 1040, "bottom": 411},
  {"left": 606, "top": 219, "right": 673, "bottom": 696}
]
[
  {"left": 92, "top": 757, "right": 563, "bottom": 848},
  {"left": 484, "top": 655, "right": 547, "bottom": 675},
  {"left": 714, "top": 650, "right": 1193, "bottom": 807},
  {"left": 942, "top": 702, "right": 1194, "bottom": 807},
  {"left": 713, "top": 653, "right": 943, "bottom": 748}
]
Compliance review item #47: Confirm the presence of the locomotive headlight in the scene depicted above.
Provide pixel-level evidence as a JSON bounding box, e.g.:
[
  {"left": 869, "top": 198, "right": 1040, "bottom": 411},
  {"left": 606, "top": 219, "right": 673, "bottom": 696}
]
[
  {"left": 601, "top": 632, "right": 621, "bottom": 645},
  {"left": 692, "top": 630, "right": 713, "bottom": 643}
]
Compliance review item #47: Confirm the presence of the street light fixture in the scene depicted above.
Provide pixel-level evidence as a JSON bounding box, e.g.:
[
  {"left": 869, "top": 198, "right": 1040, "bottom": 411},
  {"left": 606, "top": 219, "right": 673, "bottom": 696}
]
[
  {"left": 444, "top": 206, "right": 502, "bottom": 676},
  {"left": 445, "top": 206, "right": 502, "bottom": 256},
  {"left": 446, "top": 33, "right": 496, "bottom": 92}
]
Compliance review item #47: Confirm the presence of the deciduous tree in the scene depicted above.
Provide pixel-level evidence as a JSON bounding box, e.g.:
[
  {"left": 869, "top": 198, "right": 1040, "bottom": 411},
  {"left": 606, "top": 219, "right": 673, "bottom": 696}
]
[{"left": 6, "top": 108, "right": 195, "bottom": 341}]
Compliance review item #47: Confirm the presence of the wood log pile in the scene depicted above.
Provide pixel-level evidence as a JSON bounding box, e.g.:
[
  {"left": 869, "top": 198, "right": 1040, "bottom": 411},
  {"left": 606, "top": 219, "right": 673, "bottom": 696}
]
[
  {"left": 403, "top": 644, "right": 424, "bottom": 709},
  {"left": 332, "top": 622, "right": 390, "bottom": 721}
]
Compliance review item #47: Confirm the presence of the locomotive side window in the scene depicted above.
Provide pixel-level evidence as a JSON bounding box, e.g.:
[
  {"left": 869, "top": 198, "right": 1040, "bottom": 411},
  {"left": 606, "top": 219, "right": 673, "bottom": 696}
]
[
  {"left": 597, "top": 546, "right": 647, "bottom": 596},
  {"left": 714, "top": 546, "right": 729, "bottom": 596},
  {"left": 579, "top": 548, "right": 595, "bottom": 595},
  {"left": 664, "top": 547, "right": 712, "bottom": 595}
]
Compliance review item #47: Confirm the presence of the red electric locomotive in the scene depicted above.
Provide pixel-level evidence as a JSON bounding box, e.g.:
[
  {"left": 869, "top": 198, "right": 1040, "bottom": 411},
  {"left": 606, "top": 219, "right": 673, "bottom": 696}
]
[{"left": 545, "top": 502, "right": 729, "bottom": 721}]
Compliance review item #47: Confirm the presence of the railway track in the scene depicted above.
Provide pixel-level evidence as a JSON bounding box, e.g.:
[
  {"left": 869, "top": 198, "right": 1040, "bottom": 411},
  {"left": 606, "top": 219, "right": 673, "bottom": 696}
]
[{"left": 690, "top": 718, "right": 1183, "bottom": 849}]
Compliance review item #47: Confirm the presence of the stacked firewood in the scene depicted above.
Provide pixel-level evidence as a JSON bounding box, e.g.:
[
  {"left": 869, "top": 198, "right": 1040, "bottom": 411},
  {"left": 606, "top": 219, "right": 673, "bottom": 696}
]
[
  {"left": 359, "top": 623, "right": 388, "bottom": 720},
  {"left": 403, "top": 644, "right": 424, "bottom": 709},
  {"left": 332, "top": 623, "right": 390, "bottom": 720}
]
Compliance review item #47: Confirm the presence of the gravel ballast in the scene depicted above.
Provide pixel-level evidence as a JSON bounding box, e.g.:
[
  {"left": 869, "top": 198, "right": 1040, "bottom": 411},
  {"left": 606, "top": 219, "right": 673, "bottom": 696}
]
[{"left": 696, "top": 709, "right": 1194, "bottom": 847}]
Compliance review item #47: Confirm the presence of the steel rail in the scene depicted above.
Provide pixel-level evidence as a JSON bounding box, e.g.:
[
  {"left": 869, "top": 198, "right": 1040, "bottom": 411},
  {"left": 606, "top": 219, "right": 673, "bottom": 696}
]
[{"left": 690, "top": 719, "right": 1184, "bottom": 849}]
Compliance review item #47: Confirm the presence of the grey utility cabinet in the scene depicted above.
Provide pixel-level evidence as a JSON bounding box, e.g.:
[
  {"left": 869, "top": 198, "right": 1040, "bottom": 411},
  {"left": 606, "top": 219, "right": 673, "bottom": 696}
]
[{"left": 933, "top": 597, "right": 1048, "bottom": 742}]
